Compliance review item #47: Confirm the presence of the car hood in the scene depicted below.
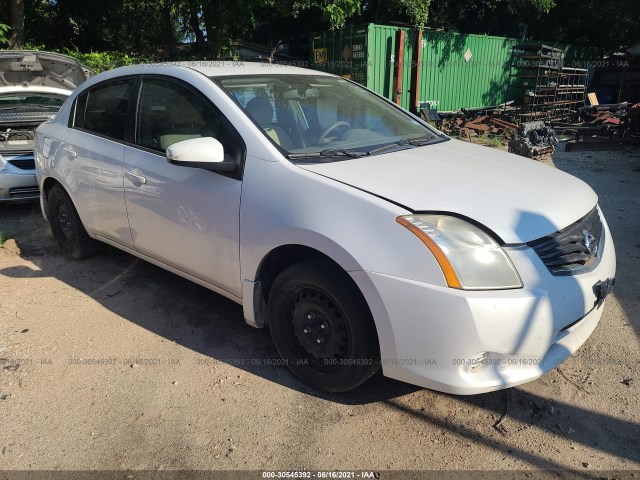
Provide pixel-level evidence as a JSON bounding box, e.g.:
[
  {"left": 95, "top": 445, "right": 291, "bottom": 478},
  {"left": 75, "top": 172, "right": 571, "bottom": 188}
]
[
  {"left": 0, "top": 50, "right": 93, "bottom": 91},
  {"left": 299, "top": 139, "right": 597, "bottom": 244}
]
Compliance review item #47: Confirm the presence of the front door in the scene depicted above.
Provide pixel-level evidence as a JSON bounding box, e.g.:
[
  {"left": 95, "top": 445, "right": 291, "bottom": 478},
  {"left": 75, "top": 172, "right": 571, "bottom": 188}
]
[{"left": 122, "top": 77, "right": 244, "bottom": 296}]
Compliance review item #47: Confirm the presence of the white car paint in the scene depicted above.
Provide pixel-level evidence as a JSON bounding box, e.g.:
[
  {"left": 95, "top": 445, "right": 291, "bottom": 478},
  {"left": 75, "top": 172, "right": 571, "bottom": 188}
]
[
  {"left": 0, "top": 85, "right": 77, "bottom": 97},
  {"left": 0, "top": 51, "right": 93, "bottom": 202},
  {"left": 34, "top": 62, "right": 616, "bottom": 394},
  {"left": 300, "top": 139, "right": 598, "bottom": 244}
]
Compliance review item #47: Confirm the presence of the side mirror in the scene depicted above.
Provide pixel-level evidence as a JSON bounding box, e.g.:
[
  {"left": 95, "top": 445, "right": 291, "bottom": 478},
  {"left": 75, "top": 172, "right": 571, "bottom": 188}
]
[{"left": 166, "top": 137, "right": 237, "bottom": 172}]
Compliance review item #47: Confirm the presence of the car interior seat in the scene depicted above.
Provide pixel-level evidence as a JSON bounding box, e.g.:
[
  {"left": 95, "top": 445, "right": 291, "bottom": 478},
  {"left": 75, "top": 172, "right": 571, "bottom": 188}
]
[{"left": 244, "top": 96, "right": 296, "bottom": 150}]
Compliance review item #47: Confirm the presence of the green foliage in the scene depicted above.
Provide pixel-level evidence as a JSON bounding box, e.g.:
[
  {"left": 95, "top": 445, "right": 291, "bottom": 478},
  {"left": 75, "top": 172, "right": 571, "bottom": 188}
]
[
  {"left": 529, "top": 0, "right": 640, "bottom": 50},
  {"left": 508, "top": 0, "right": 555, "bottom": 14},
  {"left": 398, "top": 0, "right": 432, "bottom": 27},
  {"left": 0, "top": 22, "right": 9, "bottom": 45},
  {"left": 295, "top": 0, "right": 361, "bottom": 29},
  {"left": 23, "top": 43, "right": 155, "bottom": 72},
  {"left": 60, "top": 49, "right": 155, "bottom": 73},
  {"left": 530, "top": 0, "right": 555, "bottom": 12},
  {"left": 2, "top": 0, "right": 639, "bottom": 62},
  {"left": 475, "top": 134, "right": 508, "bottom": 149}
]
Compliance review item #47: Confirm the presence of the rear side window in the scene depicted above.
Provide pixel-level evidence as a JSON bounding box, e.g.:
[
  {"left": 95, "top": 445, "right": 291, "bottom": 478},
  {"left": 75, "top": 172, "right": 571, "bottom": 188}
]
[
  {"left": 73, "top": 79, "right": 135, "bottom": 141},
  {"left": 136, "top": 78, "right": 244, "bottom": 164}
]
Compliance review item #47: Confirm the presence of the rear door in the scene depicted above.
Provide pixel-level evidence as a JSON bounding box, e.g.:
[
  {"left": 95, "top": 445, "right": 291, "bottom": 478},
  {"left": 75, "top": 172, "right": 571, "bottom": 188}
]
[
  {"left": 122, "top": 76, "right": 244, "bottom": 296},
  {"left": 64, "top": 77, "right": 136, "bottom": 247}
]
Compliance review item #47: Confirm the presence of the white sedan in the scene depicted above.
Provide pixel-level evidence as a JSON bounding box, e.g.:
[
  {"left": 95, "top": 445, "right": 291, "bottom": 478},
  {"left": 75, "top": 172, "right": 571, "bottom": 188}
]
[{"left": 34, "top": 62, "right": 616, "bottom": 394}]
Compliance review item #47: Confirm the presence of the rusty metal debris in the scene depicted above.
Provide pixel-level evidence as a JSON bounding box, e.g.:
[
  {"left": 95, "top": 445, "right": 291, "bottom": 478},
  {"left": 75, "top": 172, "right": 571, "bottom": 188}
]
[
  {"left": 426, "top": 98, "right": 640, "bottom": 157},
  {"left": 555, "top": 102, "right": 640, "bottom": 151},
  {"left": 434, "top": 102, "right": 518, "bottom": 139}
]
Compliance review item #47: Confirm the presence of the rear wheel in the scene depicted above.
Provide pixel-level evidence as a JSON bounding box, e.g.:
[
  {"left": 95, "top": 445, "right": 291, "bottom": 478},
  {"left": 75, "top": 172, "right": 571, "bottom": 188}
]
[
  {"left": 47, "top": 185, "right": 100, "bottom": 259},
  {"left": 267, "top": 259, "right": 380, "bottom": 392}
]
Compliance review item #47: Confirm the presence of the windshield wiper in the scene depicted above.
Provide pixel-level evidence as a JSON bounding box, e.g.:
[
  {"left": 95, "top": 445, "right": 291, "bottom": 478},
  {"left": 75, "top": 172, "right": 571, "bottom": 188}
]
[
  {"left": 366, "top": 139, "right": 411, "bottom": 155},
  {"left": 27, "top": 104, "right": 59, "bottom": 109},
  {"left": 0, "top": 105, "right": 58, "bottom": 111},
  {"left": 366, "top": 136, "right": 444, "bottom": 155},
  {"left": 406, "top": 135, "right": 441, "bottom": 146},
  {"left": 287, "top": 148, "right": 365, "bottom": 160},
  {"left": 287, "top": 136, "right": 444, "bottom": 161},
  {"left": 319, "top": 148, "right": 366, "bottom": 158}
]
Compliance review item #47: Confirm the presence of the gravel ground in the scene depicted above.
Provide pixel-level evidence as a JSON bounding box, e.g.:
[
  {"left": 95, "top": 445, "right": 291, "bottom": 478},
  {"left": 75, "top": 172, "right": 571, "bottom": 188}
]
[{"left": 0, "top": 144, "right": 639, "bottom": 473}]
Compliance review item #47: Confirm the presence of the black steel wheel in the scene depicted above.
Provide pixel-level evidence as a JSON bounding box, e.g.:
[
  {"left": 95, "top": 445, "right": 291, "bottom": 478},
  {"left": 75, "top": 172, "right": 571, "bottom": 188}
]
[
  {"left": 47, "top": 184, "right": 100, "bottom": 259},
  {"left": 267, "top": 259, "right": 380, "bottom": 392}
]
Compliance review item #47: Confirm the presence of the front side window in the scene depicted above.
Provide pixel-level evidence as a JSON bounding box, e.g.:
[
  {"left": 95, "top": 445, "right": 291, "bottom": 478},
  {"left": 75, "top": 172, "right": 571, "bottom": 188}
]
[
  {"left": 74, "top": 79, "right": 135, "bottom": 141},
  {"left": 136, "top": 79, "right": 221, "bottom": 152},
  {"left": 216, "top": 74, "right": 444, "bottom": 161},
  {"left": 135, "top": 78, "right": 243, "bottom": 166}
]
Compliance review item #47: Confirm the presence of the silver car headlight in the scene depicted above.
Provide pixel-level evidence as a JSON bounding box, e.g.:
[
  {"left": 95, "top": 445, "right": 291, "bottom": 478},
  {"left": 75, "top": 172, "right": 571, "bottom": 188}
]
[{"left": 397, "top": 214, "right": 523, "bottom": 290}]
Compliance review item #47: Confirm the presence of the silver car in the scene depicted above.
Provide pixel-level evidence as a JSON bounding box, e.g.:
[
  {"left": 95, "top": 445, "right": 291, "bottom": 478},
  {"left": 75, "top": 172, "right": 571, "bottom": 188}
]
[{"left": 0, "top": 51, "right": 92, "bottom": 202}]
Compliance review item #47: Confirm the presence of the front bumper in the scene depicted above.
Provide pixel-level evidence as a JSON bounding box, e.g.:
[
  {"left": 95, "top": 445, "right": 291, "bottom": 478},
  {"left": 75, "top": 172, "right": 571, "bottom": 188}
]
[
  {"left": 0, "top": 171, "right": 39, "bottom": 202},
  {"left": 353, "top": 220, "right": 616, "bottom": 395}
]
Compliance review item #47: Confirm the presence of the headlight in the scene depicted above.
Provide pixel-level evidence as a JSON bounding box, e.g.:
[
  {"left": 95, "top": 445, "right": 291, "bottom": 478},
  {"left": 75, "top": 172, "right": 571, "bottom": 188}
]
[
  {"left": 397, "top": 214, "right": 522, "bottom": 290},
  {"left": 0, "top": 155, "right": 6, "bottom": 171}
]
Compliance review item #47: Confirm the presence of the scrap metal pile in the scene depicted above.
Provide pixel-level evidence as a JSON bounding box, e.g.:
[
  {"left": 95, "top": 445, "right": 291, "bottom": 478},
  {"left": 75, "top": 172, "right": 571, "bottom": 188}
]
[
  {"left": 427, "top": 99, "right": 640, "bottom": 158},
  {"left": 556, "top": 102, "right": 640, "bottom": 151},
  {"left": 435, "top": 102, "right": 518, "bottom": 139},
  {"left": 434, "top": 103, "right": 559, "bottom": 159}
]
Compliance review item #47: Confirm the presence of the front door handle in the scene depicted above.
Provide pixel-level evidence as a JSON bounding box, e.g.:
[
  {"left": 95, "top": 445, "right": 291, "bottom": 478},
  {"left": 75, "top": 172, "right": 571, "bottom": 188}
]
[
  {"left": 63, "top": 147, "right": 77, "bottom": 159},
  {"left": 125, "top": 170, "right": 147, "bottom": 185}
]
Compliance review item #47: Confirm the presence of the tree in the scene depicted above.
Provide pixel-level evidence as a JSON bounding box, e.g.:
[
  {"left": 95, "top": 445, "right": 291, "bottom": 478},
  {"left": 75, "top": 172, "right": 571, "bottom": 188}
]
[
  {"left": 528, "top": 0, "right": 640, "bottom": 51},
  {"left": 9, "top": 0, "right": 24, "bottom": 48},
  {"left": 0, "top": 0, "right": 637, "bottom": 60}
]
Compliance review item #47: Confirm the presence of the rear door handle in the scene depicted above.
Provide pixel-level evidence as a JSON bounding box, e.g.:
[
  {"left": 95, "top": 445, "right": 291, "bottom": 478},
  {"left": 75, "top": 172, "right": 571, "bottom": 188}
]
[
  {"left": 125, "top": 170, "right": 147, "bottom": 185},
  {"left": 63, "top": 147, "right": 77, "bottom": 159}
]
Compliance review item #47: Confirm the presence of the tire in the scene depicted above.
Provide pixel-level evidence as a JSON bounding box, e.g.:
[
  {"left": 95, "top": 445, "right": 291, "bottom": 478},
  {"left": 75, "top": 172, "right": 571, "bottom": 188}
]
[
  {"left": 267, "top": 259, "right": 380, "bottom": 392},
  {"left": 47, "top": 184, "right": 100, "bottom": 259}
]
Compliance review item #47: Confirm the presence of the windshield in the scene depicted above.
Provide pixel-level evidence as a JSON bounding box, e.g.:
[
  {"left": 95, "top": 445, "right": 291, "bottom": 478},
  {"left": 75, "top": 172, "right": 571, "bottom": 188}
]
[
  {"left": 0, "top": 93, "right": 66, "bottom": 110},
  {"left": 215, "top": 74, "right": 444, "bottom": 160}
]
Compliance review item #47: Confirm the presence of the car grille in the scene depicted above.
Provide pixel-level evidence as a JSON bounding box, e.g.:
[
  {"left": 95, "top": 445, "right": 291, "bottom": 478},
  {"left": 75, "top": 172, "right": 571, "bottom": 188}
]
[
  {"left": 528, "top": 207, "right": 604, "bottom": 276},
  {"left": 8, "top": 159, "right": 35, "bottom": 170}
]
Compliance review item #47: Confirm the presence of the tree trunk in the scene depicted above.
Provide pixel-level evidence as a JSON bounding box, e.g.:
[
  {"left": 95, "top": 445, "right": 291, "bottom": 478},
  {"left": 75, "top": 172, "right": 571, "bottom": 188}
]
[
  {"left": 161, "top": 0, "right": 177, "bottom": 58},
  {"left": 375, "top": 0, "right": 382, "bottom": 24},
  {"left": 55, "top": 0, "right": 76, "bottom": 49},
  {"left": 201, "top": 1, "right": 221, "bottom": 58},
  {"left": 9, "top": 0, "right": 25, "bottom": 49},
  {"left": 189, "top": 7, "right": 206, "bottom": 47}
]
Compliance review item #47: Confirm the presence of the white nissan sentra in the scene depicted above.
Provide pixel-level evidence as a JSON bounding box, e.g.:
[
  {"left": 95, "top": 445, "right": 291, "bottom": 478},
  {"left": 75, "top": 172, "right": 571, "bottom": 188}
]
[{"left": 34, "top": 63, "right": 616, "bottom": 394}]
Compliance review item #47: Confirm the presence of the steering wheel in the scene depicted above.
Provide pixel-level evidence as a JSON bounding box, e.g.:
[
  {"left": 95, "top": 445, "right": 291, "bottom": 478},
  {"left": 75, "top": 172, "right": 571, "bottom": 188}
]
[{"left": 318, "top": 121, "right": 351, "bottom": 144}]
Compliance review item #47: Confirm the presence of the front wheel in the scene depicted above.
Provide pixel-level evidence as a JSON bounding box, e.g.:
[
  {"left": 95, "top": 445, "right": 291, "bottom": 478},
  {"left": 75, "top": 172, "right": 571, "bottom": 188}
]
[
  {"left": 47, "top": 184, "right": 100, "bottom": 259},
  {"left": 267, "top": 259, "right": 380, "bottom": 392}
]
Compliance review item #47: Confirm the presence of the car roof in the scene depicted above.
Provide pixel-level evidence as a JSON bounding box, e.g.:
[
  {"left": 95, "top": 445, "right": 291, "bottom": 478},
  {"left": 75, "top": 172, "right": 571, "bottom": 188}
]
[{"left": 154, "top": 61, "right": 332, "bottom": 78}]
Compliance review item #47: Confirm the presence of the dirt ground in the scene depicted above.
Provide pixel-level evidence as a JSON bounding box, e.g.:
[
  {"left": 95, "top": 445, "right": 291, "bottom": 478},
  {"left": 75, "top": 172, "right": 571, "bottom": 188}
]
[{"left": 1, "top": 144, "right": 639, "bottom": 474}]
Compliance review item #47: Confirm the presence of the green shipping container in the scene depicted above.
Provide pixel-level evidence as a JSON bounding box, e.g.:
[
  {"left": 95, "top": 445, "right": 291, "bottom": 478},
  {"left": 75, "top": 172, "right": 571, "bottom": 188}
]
[
  {"left": 310, "top": 24, "right": 414, "bottom": 110},
  {"left": 310, "top": 24, "right": 601, "bottom": 112}
]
